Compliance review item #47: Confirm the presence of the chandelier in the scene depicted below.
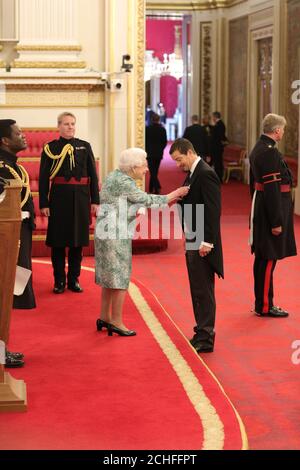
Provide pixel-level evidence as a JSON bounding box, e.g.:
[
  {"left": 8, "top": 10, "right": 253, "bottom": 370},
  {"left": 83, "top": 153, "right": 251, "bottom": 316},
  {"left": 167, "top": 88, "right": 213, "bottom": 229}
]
[{"left": 144, "top": 25, "right": 184, "bottom": 81}]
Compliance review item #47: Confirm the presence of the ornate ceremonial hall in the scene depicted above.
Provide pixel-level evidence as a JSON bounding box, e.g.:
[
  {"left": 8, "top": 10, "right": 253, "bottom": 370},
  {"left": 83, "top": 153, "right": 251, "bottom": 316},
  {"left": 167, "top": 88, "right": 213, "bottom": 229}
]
[{"left": 0, "top": 0, "right": 299, "bottom": 454}]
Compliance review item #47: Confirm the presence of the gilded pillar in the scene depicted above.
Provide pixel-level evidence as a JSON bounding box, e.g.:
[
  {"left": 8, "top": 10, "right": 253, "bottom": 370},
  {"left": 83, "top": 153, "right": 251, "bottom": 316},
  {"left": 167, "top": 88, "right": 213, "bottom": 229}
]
[{"left": 104, "top": 0, "right": 145, "bottom": 175}]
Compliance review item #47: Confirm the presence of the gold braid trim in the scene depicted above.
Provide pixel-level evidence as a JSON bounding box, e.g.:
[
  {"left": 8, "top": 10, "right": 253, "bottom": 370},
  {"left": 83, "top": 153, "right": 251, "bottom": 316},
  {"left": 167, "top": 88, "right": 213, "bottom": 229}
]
[
  {"left": 0, "top": 161, "right": 31, "bottom": 208},
  {"left": 44, "top": 143, "right": 75, "bottom": 180}
]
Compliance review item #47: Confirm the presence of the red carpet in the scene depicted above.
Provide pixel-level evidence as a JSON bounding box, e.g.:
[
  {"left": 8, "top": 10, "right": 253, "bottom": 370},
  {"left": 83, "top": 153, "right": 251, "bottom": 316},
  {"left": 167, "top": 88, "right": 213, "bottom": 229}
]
[
  {"left": 1, "top": 262, "right": 246, "bottom": 450},
  {"left": 133, "top": 146, "right": 300, "bottom": 450}
]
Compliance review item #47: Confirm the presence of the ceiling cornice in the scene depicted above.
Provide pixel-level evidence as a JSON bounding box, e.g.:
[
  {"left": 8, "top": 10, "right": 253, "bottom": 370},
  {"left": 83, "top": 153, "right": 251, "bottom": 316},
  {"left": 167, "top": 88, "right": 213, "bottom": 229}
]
[{"left": 146, "top": 0, "right": 246, "bottom": 11}]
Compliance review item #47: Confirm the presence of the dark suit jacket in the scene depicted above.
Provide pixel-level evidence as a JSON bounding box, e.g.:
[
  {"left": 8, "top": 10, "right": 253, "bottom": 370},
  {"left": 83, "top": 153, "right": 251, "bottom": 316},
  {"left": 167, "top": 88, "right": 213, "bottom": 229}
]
[
  {"left": 183, "top": 124, "right": 206, "bottom": 156},
  {"left": 178, "top": 159, "right": 224, "bottom": 278},
  {"left": 145, "top": 124, "right": 167, "bottom": 160},
  {"left": 211, "top": 120, "right": 227, "bottom": 152}
]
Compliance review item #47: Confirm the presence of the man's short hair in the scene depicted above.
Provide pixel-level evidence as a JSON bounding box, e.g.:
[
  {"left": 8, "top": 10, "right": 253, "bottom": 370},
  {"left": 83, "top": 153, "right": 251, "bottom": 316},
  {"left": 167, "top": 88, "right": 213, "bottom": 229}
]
[
  {"left": 169, "top": 138, "right": 196, "bottom": 155},
  {"left": 262, "top": 113, "right": 287, "bottom": 134},
  {"left": 57, "top": 112, "right": 76, "bottom": 126},
  {"left": 151, "top": 113, "right": 160, "bottom": 124},
  {"left": 212, "top": 111, "right": 221, "bottom": 119},
  {"left": 0, "top": 119, "right": 16, "bottom": 143},
  {"left": 192, "top": 115, "right": 199, "bottom": 122}
]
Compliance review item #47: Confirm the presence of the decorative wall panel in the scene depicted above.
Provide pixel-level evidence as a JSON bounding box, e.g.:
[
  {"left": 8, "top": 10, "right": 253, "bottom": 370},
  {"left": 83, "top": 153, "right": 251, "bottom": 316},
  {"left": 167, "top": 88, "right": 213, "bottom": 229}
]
[
  {"left": 286, "top": 0, "right": 300, "bottom": 158},
  {"left": 227, "top": 16, "right": 248, "bottom": 146},
  {"left": 199, "top": 22, "right": 212, "bottom": 120}
]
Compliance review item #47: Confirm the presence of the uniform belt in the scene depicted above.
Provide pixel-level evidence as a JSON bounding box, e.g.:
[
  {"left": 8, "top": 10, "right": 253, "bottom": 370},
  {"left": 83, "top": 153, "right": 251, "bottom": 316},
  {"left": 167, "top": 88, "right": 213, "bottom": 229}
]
[
  {"left": 255, "top": 183, "right": 290, "bottom": 192},
  {"left": 53, "top": 177, "right": 90, "bottom": 185}
]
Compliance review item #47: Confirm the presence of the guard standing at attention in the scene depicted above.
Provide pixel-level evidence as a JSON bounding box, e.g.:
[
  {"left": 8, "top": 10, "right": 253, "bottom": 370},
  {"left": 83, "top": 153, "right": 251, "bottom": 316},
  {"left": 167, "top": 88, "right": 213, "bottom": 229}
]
[
  {"left": 39, "top": 112, "right": 100, "bottom": 294},
  {"left": 249, "top": 113, "right": 297, "bottom": 317}
]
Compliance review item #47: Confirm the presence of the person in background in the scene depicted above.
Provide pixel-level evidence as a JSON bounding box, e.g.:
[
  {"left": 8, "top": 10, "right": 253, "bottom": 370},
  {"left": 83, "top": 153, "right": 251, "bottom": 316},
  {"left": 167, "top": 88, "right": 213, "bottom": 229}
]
[
  {"left": 249, "top": 113, "right": 297, "bottom": 318},
  {"left": 183, "top": 115, "right": 207, "bottom": 158},
  {"left": 39, "top": 112, "right": 100, "bottom": 294},
  {"left": 201, "top": 115, "right": 213, "bottom": 166},
  {"left": 0, "top": 119, "right": 36, "bottom": 368},
  {"left": 145, "top": 113, "right": 167, "bottom": 194},
  {"left": 94, "top": 148, "right": 189, "bottom": 337},
  {"left": 146, "top": 105, "right": 155, "bottom": 127},
  {"left": 211, "top": 111, "right": 228, "bottom": 182},
  {"left": 157, "top": 102, "right": 167, "bottom": 125}
]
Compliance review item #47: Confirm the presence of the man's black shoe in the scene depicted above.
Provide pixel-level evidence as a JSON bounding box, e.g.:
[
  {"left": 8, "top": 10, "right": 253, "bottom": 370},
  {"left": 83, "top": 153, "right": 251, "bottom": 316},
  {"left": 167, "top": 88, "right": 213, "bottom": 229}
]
[
  {"left": 6, "top": 350, "right": 24, "bottom": 360},
  {"left": 5, "top": 353, "right": 24, "bottom": 368},
  {"left": 190, "top": 338, "right": 214, "bottom": 353},
  {"left": 53, "top": 282, "right": 65, "bottom": 294},
  {"left": 67, "top": 282, "right": 83, "bottom": 293},
  {"left": 255, "top": 306, "right": 289, "bottom": 317}
]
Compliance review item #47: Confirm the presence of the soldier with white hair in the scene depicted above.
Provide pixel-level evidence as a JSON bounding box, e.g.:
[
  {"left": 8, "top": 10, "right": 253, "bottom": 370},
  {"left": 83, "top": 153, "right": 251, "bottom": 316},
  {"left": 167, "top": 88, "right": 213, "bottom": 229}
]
[{"left": 249, "top": 113, "right": 297, "bottom": 318}]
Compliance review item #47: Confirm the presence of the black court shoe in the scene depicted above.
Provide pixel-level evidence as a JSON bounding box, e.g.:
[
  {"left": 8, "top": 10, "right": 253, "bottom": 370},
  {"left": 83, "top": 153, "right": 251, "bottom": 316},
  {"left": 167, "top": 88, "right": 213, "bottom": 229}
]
[
  {"left": 107, "top": 325, "right": 136, "bottom": 337},
  {"left": 96, "top": 319, "right": 112, "bottom": 331}
]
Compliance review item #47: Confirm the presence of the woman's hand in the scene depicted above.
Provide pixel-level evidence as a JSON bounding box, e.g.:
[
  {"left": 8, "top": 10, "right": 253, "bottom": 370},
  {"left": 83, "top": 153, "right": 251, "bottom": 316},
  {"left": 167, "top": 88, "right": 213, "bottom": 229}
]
[
  {"left": 41, "top": 207, "right": 50, "bottom": 217},
  {"left": 167, "top": 186, "right": 189, "bottom": 202}
]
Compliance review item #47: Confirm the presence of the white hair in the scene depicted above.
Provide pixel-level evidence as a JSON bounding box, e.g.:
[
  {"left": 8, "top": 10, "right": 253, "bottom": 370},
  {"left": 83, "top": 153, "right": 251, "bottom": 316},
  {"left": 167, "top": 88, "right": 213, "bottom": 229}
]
[
  {"left": 262, "top": 113, "right": 286, "bottom": 134},
  {"left": 118, "top": 148, "right": 147, "bottom": 173}
]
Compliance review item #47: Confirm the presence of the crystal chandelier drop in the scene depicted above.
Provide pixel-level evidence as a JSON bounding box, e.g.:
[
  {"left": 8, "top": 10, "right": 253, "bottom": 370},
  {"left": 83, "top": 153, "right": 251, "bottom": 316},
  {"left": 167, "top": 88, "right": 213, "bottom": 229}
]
[{"left": 144, "top": 25, "right": 184, "bottom": 81}]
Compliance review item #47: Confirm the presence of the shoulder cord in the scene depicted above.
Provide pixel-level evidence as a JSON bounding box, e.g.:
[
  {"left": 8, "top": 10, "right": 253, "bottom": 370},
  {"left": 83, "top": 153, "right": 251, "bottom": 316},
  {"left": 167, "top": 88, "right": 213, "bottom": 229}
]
[
  {"left": 0, "top": 161, "right": 30, "bottom": 208},
  {"left": 44, "top": 144, "right": 75, "bottom": 180}
]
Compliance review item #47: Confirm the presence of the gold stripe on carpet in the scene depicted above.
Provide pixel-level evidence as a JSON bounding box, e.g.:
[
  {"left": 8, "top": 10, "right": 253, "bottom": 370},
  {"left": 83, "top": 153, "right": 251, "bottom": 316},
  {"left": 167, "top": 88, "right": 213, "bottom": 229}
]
[{"left": 128, "top": 282, "right": 224, "bottom": 450}]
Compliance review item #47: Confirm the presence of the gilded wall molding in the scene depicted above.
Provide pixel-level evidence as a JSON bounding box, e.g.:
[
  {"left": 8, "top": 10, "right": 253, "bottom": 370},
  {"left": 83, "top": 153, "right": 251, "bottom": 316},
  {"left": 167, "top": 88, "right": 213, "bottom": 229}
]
[
  {"left": 252, "top": 27, "right": 273, "bottom": 40},
  {"left": 0, "top": 90, "right": 105, "bottom": 108},
  {"left": 0, "top": 61, "right": 4, "bottom": 68},
  {"left": 146, "top": 0, "right": 246, "bottom": 11},
  {"left": 15, "top": 45, "right": 82, "bottom": 51},
  {"left": 4, "top": 84, "right": 105, "bottom": 92},
  {"left": 199, "top": 22, "right": 212, "bottom": 119},
  {"left": 12, "top": 61, "right": 86, "bottom": 69},
  {"left": 136, "top": 0, "right": 146, "bottom": 148}
]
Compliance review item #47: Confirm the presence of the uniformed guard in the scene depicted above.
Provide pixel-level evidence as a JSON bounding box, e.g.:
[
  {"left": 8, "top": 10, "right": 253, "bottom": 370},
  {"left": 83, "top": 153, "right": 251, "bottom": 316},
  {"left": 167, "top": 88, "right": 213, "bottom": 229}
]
[
  {"left": 39, "top": 112, "right": 100, "bottom": 294},
  {"left": 249, "top": 113, "right": 297, "bottom": 317},
  {"left": 0, "top": 119, "right": 36, "bottom": 368}
]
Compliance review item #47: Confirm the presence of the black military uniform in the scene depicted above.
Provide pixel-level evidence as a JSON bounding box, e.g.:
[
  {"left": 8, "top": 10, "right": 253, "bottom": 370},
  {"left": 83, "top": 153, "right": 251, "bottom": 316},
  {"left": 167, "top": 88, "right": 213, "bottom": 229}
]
[
  {"left": 249, "top": 134, "right": 297, "bottom": 316},
  {"left": 0, "top": 148, "right": 36, "bottom": 309},
  {"left": 39, "top": 137, "right": 100, "bottom": 290}
]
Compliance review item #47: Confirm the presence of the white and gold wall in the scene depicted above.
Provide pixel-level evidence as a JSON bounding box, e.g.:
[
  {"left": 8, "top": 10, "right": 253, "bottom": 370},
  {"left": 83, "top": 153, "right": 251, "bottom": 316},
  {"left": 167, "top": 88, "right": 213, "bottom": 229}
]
[
  {"left": 0, "top": 0, "right": 145, "bottom": 181},
  {"left": 0, "top": 0, "right": 299, "bottom": 195}
]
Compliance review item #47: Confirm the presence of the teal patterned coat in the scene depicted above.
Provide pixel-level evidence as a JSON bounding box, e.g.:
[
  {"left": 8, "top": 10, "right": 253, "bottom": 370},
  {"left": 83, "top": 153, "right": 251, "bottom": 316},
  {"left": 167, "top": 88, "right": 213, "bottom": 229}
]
[{"left": 95, "top": 169, "right": 168, "bottom": 289}]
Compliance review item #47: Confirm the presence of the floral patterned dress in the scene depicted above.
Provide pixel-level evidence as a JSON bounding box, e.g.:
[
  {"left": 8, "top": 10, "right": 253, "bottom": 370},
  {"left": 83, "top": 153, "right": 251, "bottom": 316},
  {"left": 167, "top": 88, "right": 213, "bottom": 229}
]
[{"left": 94, "top": 169, "right": 168, "bottom": 289}]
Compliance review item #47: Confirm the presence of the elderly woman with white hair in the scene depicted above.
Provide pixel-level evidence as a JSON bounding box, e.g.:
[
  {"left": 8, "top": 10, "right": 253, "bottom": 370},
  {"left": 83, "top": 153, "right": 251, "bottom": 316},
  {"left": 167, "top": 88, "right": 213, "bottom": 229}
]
[{"left": 94, "top": 147, "right": 189, "bottom": 337}]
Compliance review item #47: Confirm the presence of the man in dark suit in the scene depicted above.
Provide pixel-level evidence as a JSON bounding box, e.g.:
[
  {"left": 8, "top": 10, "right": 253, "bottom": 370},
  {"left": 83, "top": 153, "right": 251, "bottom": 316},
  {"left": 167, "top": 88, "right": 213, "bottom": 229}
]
[
  {"left": 182, "top": 115, "right": 207, "bottom": 158},
  {"left": 39, "top": 112, "right": 100, "bottom": 294},
  {"left": 211, "top": 111, "right": 227, "bottom": 182},
  {"left": 249, "top": 113, "right": 297, "bottom": 317},
  {"left": 145, "top": 113, "right": 167, "bottom": 194},
  {"left": 170, "top": 138, "right": 224, "bottom": 353}
]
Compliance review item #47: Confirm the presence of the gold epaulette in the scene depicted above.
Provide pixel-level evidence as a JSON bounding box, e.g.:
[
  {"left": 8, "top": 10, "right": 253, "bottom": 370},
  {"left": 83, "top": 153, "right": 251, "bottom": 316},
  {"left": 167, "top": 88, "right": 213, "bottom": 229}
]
[
  {"left": 44, "top": 143, "right": 75, "bottom": 180},
  {"left": 0, "top": 160, "right": 30, "bottom": 208}
]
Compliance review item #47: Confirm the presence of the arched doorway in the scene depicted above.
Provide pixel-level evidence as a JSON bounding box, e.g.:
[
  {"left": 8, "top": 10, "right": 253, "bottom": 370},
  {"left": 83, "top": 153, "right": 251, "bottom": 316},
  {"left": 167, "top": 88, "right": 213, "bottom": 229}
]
[{"left": 145, "top": 13, "right": 192, "bottom": 140}]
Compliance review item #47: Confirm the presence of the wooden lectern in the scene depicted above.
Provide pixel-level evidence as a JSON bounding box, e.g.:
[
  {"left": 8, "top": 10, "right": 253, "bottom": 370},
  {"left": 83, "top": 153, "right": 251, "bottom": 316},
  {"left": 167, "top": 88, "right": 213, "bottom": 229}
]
[{"left": 0, "top": 180, "right": 27, "bottom": 412}]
